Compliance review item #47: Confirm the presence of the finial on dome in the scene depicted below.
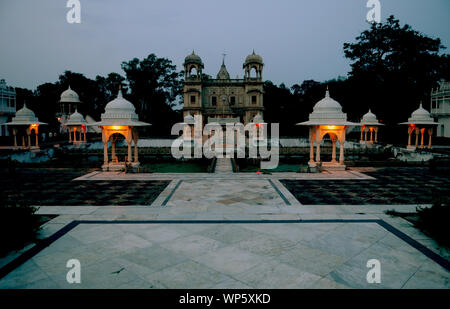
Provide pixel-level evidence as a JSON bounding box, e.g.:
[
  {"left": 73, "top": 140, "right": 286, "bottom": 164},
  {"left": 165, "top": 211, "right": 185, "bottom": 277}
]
[
  {"left": 192, "top": 50, "right": 195, "bottom": 55},
  {"left": 118, "top": 84, "right": 123, "bottom": 98},
  {"left": 252, "top": 49, "right": 255, "bottom": 55},
  {"left": 23, "top": 100, "right": 27, "bottom": 108},
  {"left": 325, "top": 85, "right": 330, "bottom": 98},
  {"left": 68, "top": 85, "right": 71, "bottom": 90}
]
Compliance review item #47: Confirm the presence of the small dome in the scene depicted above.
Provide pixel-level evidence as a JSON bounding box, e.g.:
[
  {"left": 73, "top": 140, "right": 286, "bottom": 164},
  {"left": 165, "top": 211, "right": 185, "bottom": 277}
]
[
  {"left": 408, "top": 104, "right": 435, "bottom": 124},
  {"left": 244, "top": 50, "right": 263, "bottom": 66},
  {"left": 184, "top": 51, "right": 204, "bottom": 66},
  {"left": 60, "top": 86, "right": 81, "bottom": 103},
  {"left": 297, "top": 88, "right": 358, "bottom": 126},
  {"left": 7, "top": 103, "right": 46, "bottom": 125},
  {"left": 66, "top": 109, "right": 86, "bottom": 125},
  {"left": 361, "top": 109, "right": 381, "bottom": 125},
  {"left": 184, "top": 112, "right": 194, "bottom": 124}
]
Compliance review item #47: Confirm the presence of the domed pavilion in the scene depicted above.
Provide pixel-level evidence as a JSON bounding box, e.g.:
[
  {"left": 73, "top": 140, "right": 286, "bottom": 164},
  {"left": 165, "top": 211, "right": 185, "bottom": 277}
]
[
  {"left": 399, "top": 103, "right": 438, "bottom": 150},
  {"left": 66, "top": 109, "right": 87, "bottom": 144},
  {"left": 90, "top": 88, "right": 150, "bottom": 171},
  {"left": 297, "top": 87, "right": 359, "bottom": 171},
  {"left": 6, "top": 103, "right": 47, "bottom": 149},
  {"left": 58, "top": 86, "right": 81, "bottom": 123},
  {"left": 360, "top": 109, "right": 383, "bottom": 144}
]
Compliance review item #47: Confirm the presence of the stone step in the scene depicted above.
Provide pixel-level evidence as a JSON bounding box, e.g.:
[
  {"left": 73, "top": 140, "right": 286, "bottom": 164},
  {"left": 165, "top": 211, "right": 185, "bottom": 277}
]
[{"left": 215, "top": 158, "right": 233, "bottom": 173}]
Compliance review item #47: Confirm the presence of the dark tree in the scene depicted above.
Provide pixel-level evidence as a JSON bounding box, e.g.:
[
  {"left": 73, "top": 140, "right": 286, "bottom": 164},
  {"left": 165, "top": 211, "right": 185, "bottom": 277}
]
[
  {"left": 121, "top": 54, "right": 183, "bottom": 136},
  {"left": 343, "top": 15, "right": 448, "bottom": 127}
]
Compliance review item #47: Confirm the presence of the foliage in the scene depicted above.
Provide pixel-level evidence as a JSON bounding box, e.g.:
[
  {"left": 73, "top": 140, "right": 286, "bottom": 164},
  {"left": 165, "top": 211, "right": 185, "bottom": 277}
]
[
  {"left": 0, "top": 188, "right": 41, "bottom": 257},
  {"left": 415, "top": 196, "right": 450, "bottom": 247}
]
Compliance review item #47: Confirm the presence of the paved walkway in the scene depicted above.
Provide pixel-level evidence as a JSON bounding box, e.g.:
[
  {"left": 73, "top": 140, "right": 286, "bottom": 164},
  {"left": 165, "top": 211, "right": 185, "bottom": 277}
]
[{"left": 0, "top": 168, "right": 449, "bottom": 289}]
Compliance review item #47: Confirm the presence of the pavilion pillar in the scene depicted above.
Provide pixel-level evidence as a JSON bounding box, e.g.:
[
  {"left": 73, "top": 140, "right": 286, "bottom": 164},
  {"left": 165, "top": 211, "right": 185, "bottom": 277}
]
[
  {"left": 127, "top": 129, "right": 132, "bottom": 163},
  {"left": 414, "top": 128, "right": 419, "bottom": 148},
  {"left": 27, "top": 129, "right": 31, "bottom": 149},
  {"left": 428, "top": 128, "right": 433, "bottom": 149},
  {"left": 74, "top": 128, "right": 77, "bottom": 143},
  {"left": 102, "top": 130, "right": 108, "bottom": 165},
  {"left": 369, "top": 128, "right": 374, "bottom": 143},
  {"left": 12, "top": 129, "right": 17, "bottom": 149},
  {"left": 309, "top": 127, "right": 315, "bottom": 163},
  {"left": 364, "top": 128, "right": 368, "bottom": 141},
  {"left": 83, "top": 128, "right": 86, "bottom": 142},
  {"left": 35, "top": 131, "right": 39, "bottom": 148},
  {"left": 420, "top": 128, "right": 425, "bottom": 148},
  {"left": 315, "top": 130, "right": 321, "bottom": 163},
  {"left": 22, "top": 135, "right": 26, "bottom": 148},
  {"left": 111, "top": 137, "right": 116, "bottom": 162},
  {"left": 69, "top": 127, "right": 72, "bottom": 142},
  {"left": 407, "top": 127, "right": 413, "bottom": 147},
  {"left": 374, "top": 127, "right": 379, "bottom": 143},
  {"left": 360, "top": 127, "right": 364, "bottom": 142},
  {"left": 339, "top": 132, "right": 345, "bottom": 165},
  {"left": 331, "top": 136, "right": 337, "bottom": 163},
  {"left": 133, "top": 130, "right": 139, "bottom": 163}
]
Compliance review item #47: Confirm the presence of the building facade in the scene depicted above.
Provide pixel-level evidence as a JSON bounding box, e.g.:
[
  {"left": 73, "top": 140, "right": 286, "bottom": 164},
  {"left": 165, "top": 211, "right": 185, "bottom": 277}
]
[
  {"left": 0, "top": 79, "right": 16, "bottom": 137},
  {"left": 431, "top": 81, "right": 450, "bottom": 137},
  {"left": 182, "top": 51, "right": 264, "bottom": 125}
]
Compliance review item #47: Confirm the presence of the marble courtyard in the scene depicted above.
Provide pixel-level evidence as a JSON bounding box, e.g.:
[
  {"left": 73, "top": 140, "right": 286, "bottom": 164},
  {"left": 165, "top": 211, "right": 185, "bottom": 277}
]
[{"left": 0, "top": 160, "right": 449, "bottom": 289}]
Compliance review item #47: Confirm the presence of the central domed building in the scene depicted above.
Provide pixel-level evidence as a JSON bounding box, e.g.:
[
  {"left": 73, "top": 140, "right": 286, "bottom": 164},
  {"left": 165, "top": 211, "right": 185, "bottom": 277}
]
[{"left": 182, "top": 50, "right": 264, "bottom": 126}]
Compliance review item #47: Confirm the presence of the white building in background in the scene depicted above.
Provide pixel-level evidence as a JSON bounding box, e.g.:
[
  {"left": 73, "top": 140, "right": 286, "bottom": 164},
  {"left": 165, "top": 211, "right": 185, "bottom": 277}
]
[
  {"left": 431, "top": 81, "right": 450, "bottom": 138},
  {"left": 0, "top": 79, "right": 16, "bottom": 137}
]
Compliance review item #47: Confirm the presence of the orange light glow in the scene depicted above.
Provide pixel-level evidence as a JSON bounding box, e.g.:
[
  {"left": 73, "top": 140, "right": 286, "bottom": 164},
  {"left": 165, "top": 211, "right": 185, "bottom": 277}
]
[
  {"left": 112, "top": 126, "right": 123, "bottom": 130},
  {"left": 409, "top": 124, "right": 416, "bottom": 128},
  {"left": 325, "top": 125, "right": 336, "bottom": 130}
]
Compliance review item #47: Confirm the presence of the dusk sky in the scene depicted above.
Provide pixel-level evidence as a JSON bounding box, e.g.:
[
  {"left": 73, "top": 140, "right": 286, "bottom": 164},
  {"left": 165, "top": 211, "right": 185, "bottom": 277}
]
[{"left": 1, "top": 0, "right": 449, "bottom": 90}]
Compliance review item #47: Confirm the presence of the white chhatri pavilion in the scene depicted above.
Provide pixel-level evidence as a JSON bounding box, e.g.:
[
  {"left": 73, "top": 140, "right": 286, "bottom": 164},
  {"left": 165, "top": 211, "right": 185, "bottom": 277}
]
[
  {"left": 5, "top": 103, "right": 47, "bottom": 149},
  {"left": 90, "top": 88, "right": 150, "bottom": 171},
  {"left": 360, "top": 109, "right": 384, "bottom": 144},
  {"left": 58, "top": 86, "right": 81, "bottom": 126},
  {"left": 66, "top": 109, "right": 87, "bottom": 144},
  {"left": 399, "top": 103, "right": 438, "bottom": 150},
  {"left": 297, "top": 88, "right": 359, "bottom": 171}
]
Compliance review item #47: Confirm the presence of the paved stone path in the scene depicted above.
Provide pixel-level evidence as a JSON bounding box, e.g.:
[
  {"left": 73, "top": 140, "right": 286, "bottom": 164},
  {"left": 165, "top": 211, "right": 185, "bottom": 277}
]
[{"left": 0, "top": 168, "right": 449, "bottom": 289}]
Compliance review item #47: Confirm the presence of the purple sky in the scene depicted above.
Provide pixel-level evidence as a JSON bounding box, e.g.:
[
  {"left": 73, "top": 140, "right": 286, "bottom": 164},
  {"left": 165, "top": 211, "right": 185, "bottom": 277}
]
[{"left": 1, "top": 0, "right": 449, "bottom": 90}]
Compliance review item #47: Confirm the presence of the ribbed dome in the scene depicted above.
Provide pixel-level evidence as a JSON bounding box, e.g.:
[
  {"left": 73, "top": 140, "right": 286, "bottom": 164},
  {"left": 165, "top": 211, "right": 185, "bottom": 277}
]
[
  {"left": 244, "top": 50, "right": 263, "bottom": 66},
  {"left": 297, "top": 89, "right": 358, "bottom": 126},
  {"left": 66, "top": 109, "right": 86, "bottom": 125},
  {"left": 408, "top": 104, "right": 434, "bottom": 123},
  {"left": 361, "top": 109, "right": 382, "bottom": 125},
  {"left": 7, "top": 104, "right": 46, "bottom": 125},
  {"left": 184, "top": 51, "right": 203, "bottom": 66},
  {"left": 60, "top": 86, "right": 81, "bottom": 103},
  {"left": 89, "top": 89, "right": 150, "bottom": 127}
]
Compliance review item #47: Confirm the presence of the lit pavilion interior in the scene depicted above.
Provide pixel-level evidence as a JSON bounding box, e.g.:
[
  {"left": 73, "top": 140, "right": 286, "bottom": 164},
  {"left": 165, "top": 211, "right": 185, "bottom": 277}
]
[
  {"left": 360, "top": 109, "right": 383, "bottom": 144},
  {"left": 5, "top": 103, "right": 46, "bottom": 150},
  {"left": 400, "top": 103, "right": 439, "bottom": 150},
  {"left": 66, "top": 109, "right": 87, "bottom": 144},
  {"left": 90, "top": 88, "right": 150, "bottom": 171},
  {"left": 297, "top": 88, "right": 359, "bottom": 171}
]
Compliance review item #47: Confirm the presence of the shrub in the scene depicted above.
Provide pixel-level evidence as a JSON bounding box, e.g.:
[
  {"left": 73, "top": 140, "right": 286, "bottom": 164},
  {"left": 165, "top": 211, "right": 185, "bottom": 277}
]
[
  {"left": 415, "top": 196, "right": 450, "bottom": 248},
  {"left": 0, "top": 191, "right": 41, "bottom": 257}
]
